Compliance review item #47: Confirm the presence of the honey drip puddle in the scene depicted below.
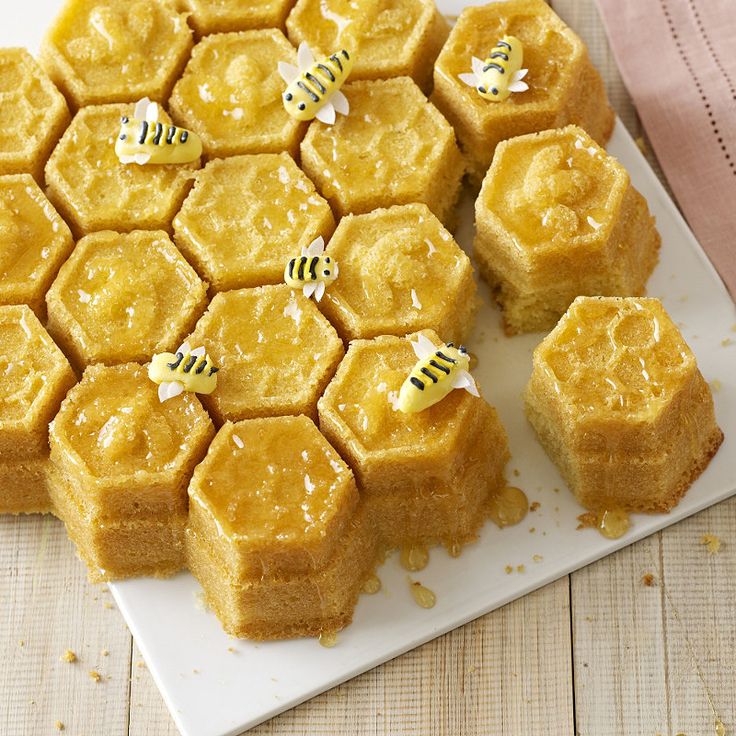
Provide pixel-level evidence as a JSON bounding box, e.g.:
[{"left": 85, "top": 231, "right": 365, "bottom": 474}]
[
  {"left": 361, "top": 573, "right": 381, "bottom": 594},
  {"left": 409, "top": 579, "right": 436, "bottom": 609},
  {"left": 577, "top": 508, "right": 630, "bottom": 539},
  {"left": 487, "top": 486, "right": 529, "bottom": 528},
  {"left": 400, "top": 544, "right": 429, "bottom": 571},
  {"left": 318, "top": 631, "right": 338, "bottom": 648}
]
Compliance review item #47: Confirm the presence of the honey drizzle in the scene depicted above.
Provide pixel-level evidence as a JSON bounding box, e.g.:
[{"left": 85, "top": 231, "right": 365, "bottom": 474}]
[
  {"left": 400, "top": 544, "right": 429, "bottom": 571},
  {"left": 577, "top": 508, "right": 630, "bottom": 539},
  {"left": 487, "top": 486, "right": 529, "bottom": 528},
  {"left": 318, "top": 631, "right": 338, "bottom": 648},
  {"left": 409, "top": 579, "right": 436, "bottom": 609},
  {"left": 361, "top": 573, "right": 381, "bottom": 594}
]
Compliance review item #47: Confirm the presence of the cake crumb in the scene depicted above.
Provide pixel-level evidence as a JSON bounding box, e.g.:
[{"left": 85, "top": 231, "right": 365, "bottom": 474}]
[
  {"left": 135, "top": 660, "right": 146, "bottom": 668},
  {"left": 101, "top": 649, "right": 109, "bottom": 657},
  {"left": 504, "top": 565, "right": 513, "bottom": 574},
  {"left": 642, "top": 572, "right": 656, "bottom": 587},
  {"left": 227, "top": 647, "right": 236, "bottom": 654},
  {"left": 19, "top": 640, "right": 25, "bottom": 647},
  {"left": 722, "top": 338, "right": 733, "bottom": 347},
  {"left": 513, "top": 468, "right": 520, "bottom": 477},
  {"left": 103, "top": 602, "right": 114, "bottom": 609},
  {"left": 635, "top": 136, "right": 647, "bottom": 154},
  {"left": 55, "top": 721, "right": 64, "bottom": 731},
  {"left": 516, "top": 564, "right": 526, "bottom": 573},
  {"left": 700, "top": 534, "right": 722, "bottom": 554},
  {"left": 577, "top": 511, "right": 597, "bottom": 530},
  {"left": 528, "top": 527, "right": 536, "bottom": 533},
  {"left": 529, "top": 501, "right": 540, "bottom": 512},
  {"left": 711, "top": 379, "right": 722, "bottom": 393},
  {"left": 89, "top": 670, "right": 102, "bottom": 683},
  {"left": 61, "top": 650, "right": 77, "bottom": 663},
  {"left": 532, "top": 554, "right": 543, "bottom": 562},
  {"left": 192, "top": 668, "right": 200, "bottom": 674}
]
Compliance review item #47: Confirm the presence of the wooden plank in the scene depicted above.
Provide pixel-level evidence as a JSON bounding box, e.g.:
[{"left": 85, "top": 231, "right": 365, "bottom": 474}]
[
  {"left": 0, "top": 515, "right": 132, "bottom": 736},
  {"left": 129, "top": 642, "right": 180, "bottom": 736}
]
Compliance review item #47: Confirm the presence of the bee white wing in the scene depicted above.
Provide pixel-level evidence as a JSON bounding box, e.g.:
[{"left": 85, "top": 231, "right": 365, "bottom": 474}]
[
  {"left": 134, "top": 97, "right": 152, "bottom": 121},
  {"left": 315, "top": 102, "right": 337, "bottom": 125},
  {"left": 158, "top": 381, "right": 185, "bottom": 403},
  {"left": 508, "top": 68, "right": 529, "bottom": 93},
  {"left": 145, "top": 101, "right": 159, "bottom": 123},
  {"left": 451, "top": 370, "right": 480, "bottom": 397},
  {"left": 303, "top": 281, "right": 318, "bottom": 299},
  {"left": 297, "top": 41, "right": 315, "bottom": 71},
  {"left": 176, "top": 341, "right": 191, "bottom": 355},
  {"left": 410, "top": 333, "right": 438, "bottom": 360},
  {"left": 190, "top": 346, "right": 206, "bottom": 358},
  {"left": 119, "top": 153, "right": 151, "bottom": 165},
  {"left": 304, "top": 236, "right": 325, "bottom": 257},
  {"left": 471, "top": 56, "right": 485, "bottom": 77},
  {"left": 458, "top": 72, "right": 479, "bottom": 88},
  {"left": 278, "top": 61, "right": 300, "bottom": 84},
  {"left": 332, "top": 261, "right": 339, "bottom": 278},
  {"left": 313, "top": 280, "right": 326, "bottom": 302},
  {"left": 330, "top": 90, "right": 349, "bottom": 116}
]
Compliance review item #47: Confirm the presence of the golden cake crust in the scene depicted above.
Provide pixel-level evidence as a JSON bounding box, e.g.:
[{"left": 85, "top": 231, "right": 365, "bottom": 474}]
[{"left": 181, "top": 0, "right": 296, "bottom": 36}]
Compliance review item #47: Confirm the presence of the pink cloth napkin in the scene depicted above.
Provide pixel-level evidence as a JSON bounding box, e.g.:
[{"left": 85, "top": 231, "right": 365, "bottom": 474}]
[{"left": 595, "top": 0, "right": 736, "bottom": 302}]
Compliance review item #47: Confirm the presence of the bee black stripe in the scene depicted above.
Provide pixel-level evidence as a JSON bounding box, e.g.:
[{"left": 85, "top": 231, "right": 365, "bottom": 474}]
[
  {"left": 138, "top": 121, "right": 149, "bottom": 144},
  {"left": 305, "top": 72, "right": 326, "bottom": 94},
  {"left": 195, "top": 358, "right": 207, "bottom": 374},
  {"left": 183, "top": 355, "right": 197, "bottom": 373},
  {"left": 168, "top": 352, "right": 184, "bottom": 369},
  {"left": 341, "top": 50, "right": 349, "bottom": 60},
  {"left": 483, "top": 62, "right": 505, "bottom": 73},
  {"left": 308, "top": 257, "right": 318, "bottom": 280},
  {"left": 297, "top": 256, "right": 307, "bottom": 280},
  {"left": 316, "top": 63, "right": 335, "bottom": 82},
  {"left": 166, "top": 125, "right": 177, "bottom": 144},
  {"left": 490, "top": 51, "right": 509, "bottom": 60},
  {"left": 410, "top": 376, "right": 425, "bottom": 390},
  {"left": 436, "top": 351, "right": 456, "bottom": 364},
  {"left": 152, "top": 122, "right": 163, "bottom": 145},
  {"left": 209, "top": 366, "right": 219, "bottom": 376},
  {"left": 421, "top": 367, "right": 438, "bottom": 383},
  {"left": 180, "top": 130, "right": 189, "bottom": 143},
  {"left": 429, "top": 359, "right": 450, "bottom": 374},
  {"left": 330, "top": 53, "right": 343, "bottom": 72},
  {"left": 297, "top": 80, "right": 320, "bottom": 102},
  {"left": 497, "top": 40, "right": 512, "bottom": 50},
  {"left": 288, "top": 258, "right": 296, "bottom": 279}
]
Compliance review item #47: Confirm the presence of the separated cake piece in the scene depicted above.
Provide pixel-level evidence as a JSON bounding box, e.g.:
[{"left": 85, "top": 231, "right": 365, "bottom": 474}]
[
  {"left": 186, "top": 285, "right": 344, "bottom": 423},
  {"left": 318, "top": 331, "right": 509, "bottom": 551},
  {"left": 40, "top": 0, "right": 193, "bottom": 109},
  {"left": 186, "top": 415, "right": 377, "bottom": 639},
  {"left": 474, "top": 126, "right": 660, "bottom": 334},
  {"left": 320, "top": 203, "right": 476, "bottom": 343},
  {"left": 46, "top": 230, "right": 207, "bottom": 370},
  {"left": 169, "top": 30, "right": 306, "bottom": 159},
  {"left": 181, "top": 0, "right": 296, "bottom": 35},
  {"left": 0, "top": 49, "right": 70, "bottom": 183},
  {"left": 286, "top": 0, "right": 449, "bottom": 92},
  {"left": 48, "top": 363, "right": 215, "bottom": 581},
  {"left": 0, "top": 305, "right": 76, "bottom": 514},
  {"left": 0, "top": 174, "right": 74, "bottom": 320},
  {"left": 45, "top": 104, "right": 198, "bottom": 236},
  {"left": 525, "top": 297, "right": 723, "bottom": 515},
  {"left": 432, "top": 0, "right": 614, "bottom": 186},
  {"left": 173, "top": 153, "right": 334, "bottom": 292},
  {"left": 301, "top": 77, "right": 463, "bottom": 226}
]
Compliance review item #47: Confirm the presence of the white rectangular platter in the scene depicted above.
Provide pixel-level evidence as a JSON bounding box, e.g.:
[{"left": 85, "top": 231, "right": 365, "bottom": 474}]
[{"left": 7, "top": 4, "right": 736, "bottom": 736}]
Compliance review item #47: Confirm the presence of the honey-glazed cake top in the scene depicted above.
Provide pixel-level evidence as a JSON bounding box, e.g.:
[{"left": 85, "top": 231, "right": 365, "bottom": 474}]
[
  {"left": 0, "top": 304, "right": 75, "bottom": 455},
  {"left": 301, "top": 76, "right": 457, "bottom": 215},
  {"left": 477, "top": 125, "right": 628, "bottom": 250},
  {"left": 45, "top": 103, "right": 198, "bottom": 235},
  {"left": 182, "top": 0, "right": 296, "bottom": 36},
  {"left": 50, "top": 362, "right": 213, "bottom": 483},
  {"left": 186, "top": 284, "right": 344, "bottom": 422},
  {"left": 434, "top": 0, "right": 584, "bottom": 116},
  {"left": 0, "top": 48, "right": 69, "bottom": 178},
  {"left": 173, "top": 153, "right": 334, "bottom": 292},
  {"left": 321, "top": 203, "right": 473, "bottom": 339},
  {"left": 189, "top": 415, "right": 358, "bottom": 542},
  {"left": 168, "top": 29, "right": 305, "bottom": 158},
  {"left": 40, "top": 0, "right": 192, "bottom": 107},
  {"left": 0, "top": 174, "right": 73, "bottom": 316},
  {"left": 46, "top": 230, "right": 207, "bottom": 368},
  {"left": 534, "top": 297, "right": 698, "bottom": 423}
]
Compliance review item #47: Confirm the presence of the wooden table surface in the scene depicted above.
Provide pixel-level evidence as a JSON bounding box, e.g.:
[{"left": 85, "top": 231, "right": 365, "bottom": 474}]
[{"left": 2, "top": 2, "right": 735, "bottom": 735}]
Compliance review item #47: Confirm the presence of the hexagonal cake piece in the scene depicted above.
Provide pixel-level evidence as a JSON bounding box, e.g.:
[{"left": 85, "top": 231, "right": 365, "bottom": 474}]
[
  {"left": 318, "top": 331, "right": 509, "bottom": 550},
  {"left": 186, "top": 415, "right": 378, "bottom": 639},
  {"left": 525, "top": 297, "right": 723, "bottom": 514},
  {"left": 320, "top": 203, "right": 476, "bottom": 342},
  {"left": 474, "top": 126, "right": 660, "bottom": 334},
  {"left": 182, "top": 0, "right": 296, "bottom": 35},
  {"left": 40, "top": 0, "right": 193, "bottom": 108},
  {"left": 173, "top": 153, "right": 334, "bottom": 292},
  {"left": 0, "top": 48, "right": 70, "bottom": 183},
  {"left": 0, "top": 174, "right": 74, "bottom": 320},
  {"left": 169, "top": 30, "right": 306, "bottom": 159},
  {"left": 48, "top": 362, "right": 215, "bottom": 580},
  {"left": 432, "top": 0, "right": 614, "bottom": 185},
  {"left": 0, "top": 305, "right": 75, "bottom": 514},
  {"left": 300, "top": 77, "right": 463, "bottom": 225},
  {"left": 46, "top": 230, "right": 207, "bottom": 370},
  {"left": 186, "top": 285, "right": 344, "bottom": 423},
  {"left": 285, "top": 0, "right": 449, "bottom": 92},
  {"left": 45, "top": 104, "right": 198, "bottom": 237}
]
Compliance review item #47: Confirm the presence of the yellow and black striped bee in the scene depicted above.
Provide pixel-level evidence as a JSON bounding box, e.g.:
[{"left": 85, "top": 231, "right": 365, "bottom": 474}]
[
  {"left": 284, "top": 236, "right": 338, "bottom": 302},
  {"left": 397, "top": 334, "right": 479, "bottom": 414},
  {"left": 148, "top": 342, "right": 218, "bottom": 402},
  {"left": 278, "top": 42, "right": 353, "bottom": 124},
  {"left": 115, "top": 97, "right": 202, "bottom": 165},
  {"left": 458, "top": 36, "right": 529, "bottom": 102}
]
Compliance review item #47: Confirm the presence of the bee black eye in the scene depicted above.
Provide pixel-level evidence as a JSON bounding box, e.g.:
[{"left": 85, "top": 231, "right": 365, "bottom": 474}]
[
  {"left": 121, "top": 116, "right": 128, "bottom": 123},
  {"left": 119, "top": 134, "right": 126, "bottom": 140},
  {"left": 324, "top": 257, "right": 330, "bottom": 263},
  {"left": 447, "top": 342, "right": 454, "bottom": 348},
  {"left": 298, "top": 102, "right": 306, "bottom": 110},
  {"left": 459, "top": 345, "right": 467, "bottom": 354},
  {"left": 492, "top": 88, "right": 499, "bottom": 95},
  {"left": 323, "top": 270, "right": 330, "bottom": 276},
  {"left": 284, "top": 92, "right": 293, "bottom": 101},
  {"left": 478, "top": 86, "right": 486, "bottom": 94}
]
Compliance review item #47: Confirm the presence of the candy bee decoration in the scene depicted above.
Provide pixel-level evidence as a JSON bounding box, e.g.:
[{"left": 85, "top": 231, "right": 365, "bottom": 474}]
[
  {"left": 284, "top": 235, "right": 338, "bottom": 302},
  {"left": 397, "top": 334, "right": 479, "bottom": 414},
  {"left": 148, "top": 341, "right": 218, "bottom": 403},
  {"left": 278, "top": 42, "right": 353, "bottom": 125},
  {"left": 116, "top": 97, "right": 202, "bottom": 165},
  {"left": 458, "top": 36, "right": 529, "bottom": 102}
]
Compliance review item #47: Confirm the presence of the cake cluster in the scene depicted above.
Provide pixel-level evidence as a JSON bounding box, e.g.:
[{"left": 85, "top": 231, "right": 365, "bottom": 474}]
[{"left": 0, "top": 0, "right": 722, "bottom": 640}]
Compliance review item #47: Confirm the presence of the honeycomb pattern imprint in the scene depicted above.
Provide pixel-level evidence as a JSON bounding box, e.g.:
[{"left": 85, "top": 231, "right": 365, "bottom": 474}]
[
  {"left": 173, "top": 153, "right": 334, "bottom": 292},
  {"left": 40, "top": 0, "right": 193, "bottom": 109},
  {"left": 431, "top": 0, "right": 614, "bottom": 186},
  {"left": 181, "top": 0, "right": 296, "bottom": 36},
  {"left": 525, "top": 297, "right": 723, "bottom": 513},
  {"left": 301, "top": 76, "right": 464, "bottom": 226},
  {"left": 286, "top": 0, "right": 449, "bottom": 92},
  {"left": 169, "top": 30, "right": 306, "bottom": 159},
  {"left": 0, "top": 48, "right": 70, "bottom": 183},
  {"left": 45, "top": 230, "right": 208, "bottom": 370},
  {"left": 474, "top": 126, "right": 660, "bottom": 334},
  {"left": 319, "top": 203, "right": 476, "bottom": 342},
  {"left": 45, "top": 104, "right": 198, "bottom": 237},
  {"left": 0, "top": 174, "right": 74, "bottom": 321}
]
